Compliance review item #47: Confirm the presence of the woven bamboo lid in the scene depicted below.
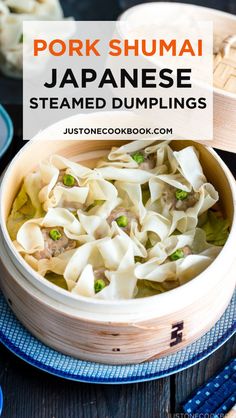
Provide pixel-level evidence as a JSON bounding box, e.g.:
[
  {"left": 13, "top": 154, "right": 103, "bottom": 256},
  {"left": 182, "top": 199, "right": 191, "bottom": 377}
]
[{"left": 214, "top": 35, "right": 236, "bottom": 93}]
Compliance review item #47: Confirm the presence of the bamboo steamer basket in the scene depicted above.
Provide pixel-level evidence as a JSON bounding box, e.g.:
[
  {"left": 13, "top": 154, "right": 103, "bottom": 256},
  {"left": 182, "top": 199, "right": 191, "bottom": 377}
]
[
  {"left": 0, "top": 137, "right": 235, "bottom": 365},
  {"left": 120, "top": 2, "right": 236, "bottom": 152}
]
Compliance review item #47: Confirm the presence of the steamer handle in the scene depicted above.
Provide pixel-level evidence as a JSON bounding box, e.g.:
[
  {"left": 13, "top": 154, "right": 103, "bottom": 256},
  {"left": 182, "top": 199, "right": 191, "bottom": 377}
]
[{"left": 220, "top": 34, "right": 236, "bottom": 58}]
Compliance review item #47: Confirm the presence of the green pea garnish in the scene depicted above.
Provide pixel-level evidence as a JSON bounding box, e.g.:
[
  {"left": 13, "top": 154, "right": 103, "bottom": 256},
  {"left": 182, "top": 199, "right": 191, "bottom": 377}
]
[
  {"left": 94, "top": 279, "right": 106, "bottom": 293},
  {"left": 116, "top": 215, "right": 128, "bottom": 227},
  {"left": 175, "top": 189, "right": 189, "bottom": 200},
  {"left": 169, "top": 248, "right": 184, "bottom": 261},
  {"left": 132, "top": 152, "right": 145, "bottom": 164},
  {"left": 63, "top": 174, "right": 75, "bottom": 187},
  {"left": 49, "top": 228, "right": 62, "bottom": 241}
]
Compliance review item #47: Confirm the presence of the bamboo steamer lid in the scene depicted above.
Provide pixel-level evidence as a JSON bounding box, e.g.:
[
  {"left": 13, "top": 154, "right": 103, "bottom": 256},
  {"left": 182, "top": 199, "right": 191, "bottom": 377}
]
[
  {"left": 214, "top": 35, "right": 236, "bottom": 93},
  {"left": 119, "top": 3, "right": 236, "bottom": 152}
]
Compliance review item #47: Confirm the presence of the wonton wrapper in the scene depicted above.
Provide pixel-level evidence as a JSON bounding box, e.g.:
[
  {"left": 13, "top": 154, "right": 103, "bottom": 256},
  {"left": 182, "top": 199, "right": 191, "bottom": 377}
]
[
  {"left": 95, "top": 166, "right": 155, "bottom": 184},
  {"left": 39, "top": 157, "right": 91, "bottom": 211},
  {"left": 9, "top": 140, "right": 224, "bottom": 300},
  {"left": 71, "top": 264, "right": 96, "bottom": 298},
  {"left": 97, "top": 266, "right": 137, "bottom": 300},
  {"left": 173, "top": 146, "right": 206, "bottom": 191},
  {"left": 15, "top": 208, "right": 84, "bottom": 254},
  {"left": 97, "top": 139, "right": 157, "bottom": 168},
  {"left": 169, "top": 183, "right": 218, "bottom": 233},
  {"left": 135, "top": 245, "right": 221, "bottom": 285}
]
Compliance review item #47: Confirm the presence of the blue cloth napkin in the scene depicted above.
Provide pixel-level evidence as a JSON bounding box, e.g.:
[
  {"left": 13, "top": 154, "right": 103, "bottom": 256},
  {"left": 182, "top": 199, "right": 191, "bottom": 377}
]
[{"left": 183, "top": 358, "right": 236, "bottom": 417}]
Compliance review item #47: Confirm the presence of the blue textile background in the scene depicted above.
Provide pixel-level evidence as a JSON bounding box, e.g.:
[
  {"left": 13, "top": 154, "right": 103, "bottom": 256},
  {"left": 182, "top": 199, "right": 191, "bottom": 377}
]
[{"left": 183, "top": 358, "right": 236, "bottom": 417}]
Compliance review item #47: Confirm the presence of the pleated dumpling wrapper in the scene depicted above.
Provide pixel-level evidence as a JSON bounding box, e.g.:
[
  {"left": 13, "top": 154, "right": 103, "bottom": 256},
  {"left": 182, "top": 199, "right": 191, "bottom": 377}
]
[{"left": 8, "top": 140, "right": 229, "bottom": 299}]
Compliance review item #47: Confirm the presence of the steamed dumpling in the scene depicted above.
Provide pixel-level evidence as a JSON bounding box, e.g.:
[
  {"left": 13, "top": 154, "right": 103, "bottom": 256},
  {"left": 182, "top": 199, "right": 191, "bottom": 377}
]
[
  {"left": 8, "top": 140, "right": 229, "bottom": 299},
  {"left": 0, "top": 0, "right": 69, "bottom": 78}
]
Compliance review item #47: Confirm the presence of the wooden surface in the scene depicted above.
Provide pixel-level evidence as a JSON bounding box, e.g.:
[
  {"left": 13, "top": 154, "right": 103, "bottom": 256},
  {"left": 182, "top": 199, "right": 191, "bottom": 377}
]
[
  {"left": 0, "top": 1, "right": 236, "bottom": 416},
  {"left": 0, "top": 336, "right": 235, "bottom": 418}
]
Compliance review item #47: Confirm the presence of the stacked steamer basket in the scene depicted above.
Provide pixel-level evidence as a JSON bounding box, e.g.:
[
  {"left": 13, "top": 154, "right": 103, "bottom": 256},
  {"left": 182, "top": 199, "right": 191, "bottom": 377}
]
[
  {"left": 120, "top": 2, "right": 236, "bottom": 152},
  {"left": 0, "top": 138, "right": 235, "bottom": 365},
  {"left": 213, "top": 23, "right": 236, "bottom": 152},
  {"left": 214, "top": 35, "right": 236, "bottom": 93}
]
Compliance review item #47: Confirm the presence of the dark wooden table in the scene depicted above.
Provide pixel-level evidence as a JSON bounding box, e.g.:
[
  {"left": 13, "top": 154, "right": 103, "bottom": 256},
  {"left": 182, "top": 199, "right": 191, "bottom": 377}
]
[
  {"left": 0, "top": 334, "right": 235, "bottom": 418},
  {"left": 0, "top": 1, "right": 235, "bottom": 417}
]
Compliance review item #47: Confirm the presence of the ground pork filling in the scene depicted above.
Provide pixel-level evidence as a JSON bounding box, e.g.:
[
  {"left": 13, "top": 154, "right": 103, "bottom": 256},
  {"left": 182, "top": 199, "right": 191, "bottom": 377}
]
[
  {"left": 107, "top": 207, "right": 137, "bottom": 233},
  {"left": 162, "top": 186, "right": 199, "bottom": 211},
  {"left": 34, "top": 227, "right": 76, "bottom": 260},
  {"left": 131, "top": 151, "right": 156, "bottom": 170}
]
